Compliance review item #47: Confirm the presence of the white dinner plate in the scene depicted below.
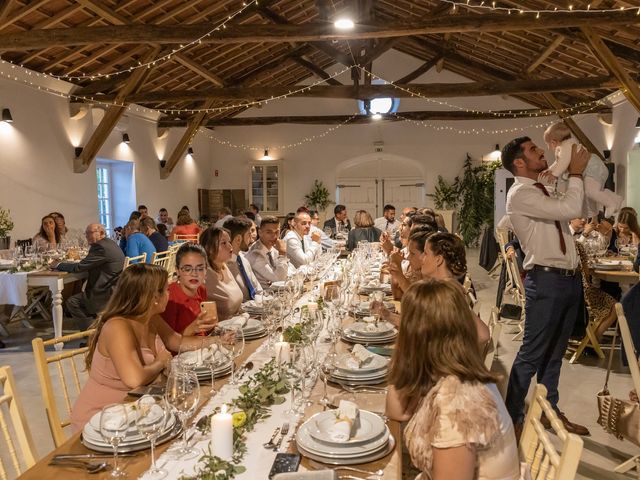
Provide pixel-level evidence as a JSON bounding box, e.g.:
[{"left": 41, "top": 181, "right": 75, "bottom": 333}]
[
  {"left": 307, "top": 410, "right": 386, "bottom": 446},
  {"left": 336, "top": 352, "right": 388, "bottom": 373},
  {"left": 331, "top": 369, "right": 388, "bottom": 381},
  {"left": 297, "top": 435, "right": 395, "bottom": 466},
  {"left": 84, "top": 411, "right": 176, "bottom": 446},
  {"left": 297, "top": 421, "right": 390, "bottom": 457},
  {"left": 348, "top": 321, "right": 395, "bottom": 337},
  {"left": 82, "top": 416, "right": 182, "bottom": 453}
]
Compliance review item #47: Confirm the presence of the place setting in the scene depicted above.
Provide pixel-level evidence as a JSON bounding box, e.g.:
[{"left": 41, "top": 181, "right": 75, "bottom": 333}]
[
  {"left": 176, "top": 344, "right": 233, "bottom": 383},
  {"left": 218, "top": 314, "right": 267, "bottom": 341},
  {"left": 329, "top": 344, "right": 389, "bottom": 386},
  {"left": 342, "top": 318, "right": 398, "bottom": 346},
  {"left": 295, "top": 400, "right": 395, "bottom": 466}
]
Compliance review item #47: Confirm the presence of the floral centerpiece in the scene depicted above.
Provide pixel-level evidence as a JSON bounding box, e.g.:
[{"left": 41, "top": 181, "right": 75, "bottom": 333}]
[{"left": 0, "top": 206, "right": 14, "bottom": 249}]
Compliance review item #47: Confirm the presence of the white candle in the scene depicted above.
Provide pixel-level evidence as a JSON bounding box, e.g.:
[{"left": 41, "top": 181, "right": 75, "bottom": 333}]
[
  {"left": 275, "top": 338, "right": 291, "bottom": 365},
  {"left": 211, "top": 404, "right": 233, "bottom": 460}
]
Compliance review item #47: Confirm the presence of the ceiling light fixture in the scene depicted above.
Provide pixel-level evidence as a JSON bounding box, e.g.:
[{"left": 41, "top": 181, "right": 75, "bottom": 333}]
[
  {"left": 74, "top": 147, "right": 83, "bottom": 158},
  {"left": 187, "top": 146, "right": 194, "bottom": 156},
  {"left": 122, "top": 133, "right": 130, "bottom": 144},
  {"left": 160, "top": 160, "right": 167, "bottom": 168},
  {"left": 334, "top": 18, "right": 355, "bottom": 29},
  {"left": 2, "top": 108, "right": 13, "bottom": 123},
  {"left": 260, "top": 148, "right": 273, "bottom": 160}
]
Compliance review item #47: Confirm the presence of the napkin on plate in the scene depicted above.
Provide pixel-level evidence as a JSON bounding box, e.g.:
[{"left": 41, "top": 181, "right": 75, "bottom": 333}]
[
  {"left": 327, "top": 400, "right": 359, "bottom": 442},
  {"left": 228, "top": 313, "right": 250, "bottom": 328},
  {"left": 345, "top": 344, "right": 375, "bottom": 369}
]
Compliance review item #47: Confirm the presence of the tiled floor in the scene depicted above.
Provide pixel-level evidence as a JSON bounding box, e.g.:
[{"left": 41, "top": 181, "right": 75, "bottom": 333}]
[{"left": 1, "top": 249, "right": 638, "bottom": 479}]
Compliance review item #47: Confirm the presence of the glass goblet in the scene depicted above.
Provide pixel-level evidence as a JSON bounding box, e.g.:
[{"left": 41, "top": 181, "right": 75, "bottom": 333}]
[
  {"left": 99, "top": 403, "right": 129, "bottom": 478},
  {"left": 164, "top": 370, "right": 200, "bottom": 459},
  {"left": 134, "top": 395, "right": 168, "bottom": 479}
]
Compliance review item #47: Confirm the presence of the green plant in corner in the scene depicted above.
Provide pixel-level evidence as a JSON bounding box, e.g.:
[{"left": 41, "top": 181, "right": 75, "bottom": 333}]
[
  {"left": 427, "top": 175, "right": 460, "bottom": 210},
  {"left": 304, "top": 180, "right": 334, "bottom": 212},
  {"left": 0, "top": 207, "right": 14, "bottom": 238}
]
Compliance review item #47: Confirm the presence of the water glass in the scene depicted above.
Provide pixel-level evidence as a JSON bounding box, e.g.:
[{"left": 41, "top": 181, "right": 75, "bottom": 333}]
[
  {"left": 281, "top": 344, "right": 306, "bottom": 416},
  {"left": 318, "top": 353, "right": 338, "bottom": 407},
  {"left": 134, "top": 395, "right": 168, "bottom": 479},
  {"left": 99, "top": 403, "right": 129, "bottom": 478},
  {"left": 164, "top": 370, "right": 200, "bottom": 459}
]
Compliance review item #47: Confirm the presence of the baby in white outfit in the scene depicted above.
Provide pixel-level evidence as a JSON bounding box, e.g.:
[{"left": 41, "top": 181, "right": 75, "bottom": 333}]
[{"left": 543, "top": 121, "right": 622, "bottom": 218}]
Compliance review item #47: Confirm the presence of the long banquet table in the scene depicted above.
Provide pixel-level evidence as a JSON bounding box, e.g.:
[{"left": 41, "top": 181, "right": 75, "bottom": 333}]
[{"left": 18, "top": 310, "right": 402, "bottom": 479}]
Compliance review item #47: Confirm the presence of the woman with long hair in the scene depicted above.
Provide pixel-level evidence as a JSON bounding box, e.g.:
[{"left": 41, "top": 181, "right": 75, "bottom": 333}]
[
  {"left": 161, "top": 243, "right": 218, "bottom": 335},
  {"left": 200, "top": 227, "right": 243, "bottom": 320},
  {"left": 346, "top": 210, "right": 382, "bottom": 251},
  {"left": 33, "top": 214, "right": 61, "bottom": 250},
  {"left": 386, "top": 280, "right": 520, "bottom": 480},
  {"left": 70, "top": 264, "right": 215, "bottom": 430},
  {"left": 616, "top": 210, "right": 640, "bottom": 246},
  {"left": 170, "top": 211, "right": 202, "bottom": 241},
  {"left": 280, "top": 212, "right": 295, "bottom": 239}
]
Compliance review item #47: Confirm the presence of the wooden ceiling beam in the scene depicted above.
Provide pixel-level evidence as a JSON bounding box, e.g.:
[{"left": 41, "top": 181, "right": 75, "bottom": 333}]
[
  {"left": 173, "top": 53, "right": 225, "bottom": 87},
  {"left": 158, "top": 107, "right": 612, "bottom": 127},
  {"left": 108, "top": 75, "right": 617, "bottom": 104},
  {"left": 526, "top": 34, "right": 565, "bottom": 74},
  {"left": 4, "top": 11, "right": 639, "bottom": 50},
  {"left": 74, "top": 46, "right": 160, "bottom": 173},
  {"left": 0, "top": 0, "right": 48, "bottom": 31},
  {"left": 0, "top": 1, "right": 16, "bottom": 26},
  {"left": 581, "top": 26, "right": 640, "bottom": 113},
  {"left": 395, "top": 55, "right": 442, "bottom": 84},
  {"left": 291, "top": 55, "right": 342, "bottom": 85}
]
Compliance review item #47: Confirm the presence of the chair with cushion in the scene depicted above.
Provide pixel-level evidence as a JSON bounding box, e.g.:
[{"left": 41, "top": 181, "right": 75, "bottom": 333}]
[
  {"left": 123, "top": 252, "right": 147, "bottom": 269},
  {"left": 0, "top": 365, "right": 37, "bottom": 478},
  {"left": 32, "top": 329, "right": 95, "bottom": 447},
  {"left": 520, "top": 384, "right": 583, "bottom": 480}
]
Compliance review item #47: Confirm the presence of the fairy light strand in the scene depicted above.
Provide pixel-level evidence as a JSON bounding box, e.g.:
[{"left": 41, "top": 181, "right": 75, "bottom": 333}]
[{"left": 440, "top": 0, "right": 640, "bottom": 15}]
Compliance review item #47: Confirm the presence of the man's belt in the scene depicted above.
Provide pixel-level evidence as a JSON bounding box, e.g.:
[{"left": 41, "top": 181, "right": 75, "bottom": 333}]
[{"left": 531, "top": 265, "right": 579, "bottom": 277}]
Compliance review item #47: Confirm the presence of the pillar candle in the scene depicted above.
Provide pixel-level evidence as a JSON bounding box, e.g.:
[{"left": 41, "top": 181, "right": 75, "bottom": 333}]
[
  {"left": 275, "top": 339, "right": 291, "bottom": 365},
  {"left": 211, "top": 404, "right": 233, "bottom": 460}
]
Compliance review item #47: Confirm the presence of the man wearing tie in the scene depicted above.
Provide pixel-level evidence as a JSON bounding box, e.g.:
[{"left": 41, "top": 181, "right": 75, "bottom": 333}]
[
  {"left": 285, "top": 211, "right": 321, "bottom": 268},
  {"left": 246, "top": 216, "right": 291, "bottom": 288},
  {"left": 502, "top": 136, "right": 590, "bottom": 438},
  {"left": 223, "top": 217, "right": 263, "bottom": 301},
  {"left": 323, "top": 204, "right": 351, "bottom": 238},
  {"left": 374, "top": 204, "right": 401, "bottom": 233}
]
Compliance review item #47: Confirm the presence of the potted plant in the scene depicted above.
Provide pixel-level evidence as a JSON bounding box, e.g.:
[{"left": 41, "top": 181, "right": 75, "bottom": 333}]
[
  {"left": 427, "top": 175, "right": 459, "bottom": 233},
  {"left": 0, "top": 207, "right": 14, "bottom": 250},
  {"left": 304, "top": 180, "right": 334, "bottom": 219}
]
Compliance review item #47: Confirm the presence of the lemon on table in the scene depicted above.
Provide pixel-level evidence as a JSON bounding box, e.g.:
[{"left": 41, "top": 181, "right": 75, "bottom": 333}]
[{"left": 232, "top": 411, "right": 247, "bottom": 428}]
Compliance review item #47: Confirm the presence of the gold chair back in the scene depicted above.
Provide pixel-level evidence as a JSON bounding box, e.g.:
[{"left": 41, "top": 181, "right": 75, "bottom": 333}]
[
  {"left": 520, "top": 384, "right": 583, "bottom": 480},
  {"left": 32, "top": 329, "right": 95, "bottom": 447},
  {"left": 484, "top": 307, "right": 502, "bottom": 370},
  {"left": 0, "top": 365, "right": 37, "bottom": 479},
  {"left": 123, "top": 253, "right": 147, "bottom": 269},
  {"left": 174, "top": 234, "right": 199, "bottom": 243}
]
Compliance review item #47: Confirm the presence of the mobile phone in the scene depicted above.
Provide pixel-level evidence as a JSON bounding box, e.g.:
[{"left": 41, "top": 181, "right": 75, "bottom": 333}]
[
  {"left": 268, "top": 453, "right": 301, "bottom": 479},
  {"left": 200, "top": 301, "right": 217, "bottom": 316}
]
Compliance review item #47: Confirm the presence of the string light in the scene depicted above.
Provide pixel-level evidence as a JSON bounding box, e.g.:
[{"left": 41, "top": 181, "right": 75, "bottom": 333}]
[{"left": 439, "top": 0, "right": 635, "bottom": 14}]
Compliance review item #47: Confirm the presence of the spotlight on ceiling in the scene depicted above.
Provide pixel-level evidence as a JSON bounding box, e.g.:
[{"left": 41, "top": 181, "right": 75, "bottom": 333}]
[
  {"left": 74, "top": 147, "right": 83, "bottom": 158},
  {"left": 334, "top": 18, "right": 355, "bottom": 29},
  {"left": 2, "top": 108, "right": 13, "bottom": 123},
  {"left": 122, "top": 133, "right": 130, "bottom": 144},
  {"left": 187, "top": 146, "right": 194, "bottom": 156},
  {"left": 159, "top": 160, "right": 167, "bottom": 169}
]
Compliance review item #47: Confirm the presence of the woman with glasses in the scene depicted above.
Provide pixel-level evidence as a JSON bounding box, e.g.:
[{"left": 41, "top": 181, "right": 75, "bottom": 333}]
[{"left": 160, "top": 243, "right": 219, "bottom": 335}]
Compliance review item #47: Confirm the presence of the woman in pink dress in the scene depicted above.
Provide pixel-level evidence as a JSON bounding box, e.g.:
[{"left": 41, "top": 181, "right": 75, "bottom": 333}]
[{"left": 71, "top": 263, "right": 216, "bottom": 431}]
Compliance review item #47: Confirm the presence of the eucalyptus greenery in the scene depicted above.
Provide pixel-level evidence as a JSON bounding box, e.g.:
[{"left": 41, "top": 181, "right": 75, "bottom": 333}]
[
  {"left": 304, "top": 180, "right": 333, "bottom": 212},
  {"left": 427, "top": 175, "right": 460, "bottom": 210}
]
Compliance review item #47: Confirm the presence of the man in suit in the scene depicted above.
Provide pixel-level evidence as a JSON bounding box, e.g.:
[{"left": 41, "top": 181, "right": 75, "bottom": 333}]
[
  {"left": 323, "top": 204, "right": 351, "bottom": 238},
  {"left": 56, "top": 223, "right": 125, "bottom": 329},
  {"left": 223, "top": 217, "right": 264, "bottom": 301}
]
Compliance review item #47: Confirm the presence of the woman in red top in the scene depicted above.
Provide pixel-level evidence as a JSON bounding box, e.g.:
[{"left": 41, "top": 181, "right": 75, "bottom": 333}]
[
  {"left": 161, "top": 243, "right": 218, "bottom": 335},
  {"left": 170, "top": 212, "right": 202, "bottom": 241}
]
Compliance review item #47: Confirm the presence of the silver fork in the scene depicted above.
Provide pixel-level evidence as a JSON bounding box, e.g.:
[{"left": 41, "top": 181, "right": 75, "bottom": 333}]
[
  {"left": 272, "top": 422, "right": 290, "bottom": 450},
  {"left": 262, "top": 426, "right": 281, "bottom": 449}
]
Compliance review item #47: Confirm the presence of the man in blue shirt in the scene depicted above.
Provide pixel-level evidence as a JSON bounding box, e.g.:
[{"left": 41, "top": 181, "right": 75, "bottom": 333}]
[{"left": 123, "top": 219, "right": 156, "bottom": 263}]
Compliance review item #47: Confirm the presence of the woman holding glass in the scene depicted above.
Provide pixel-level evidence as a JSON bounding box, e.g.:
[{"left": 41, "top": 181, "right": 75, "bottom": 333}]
[
  {"left": 71, "top": 263, "right": 217, "bottom": 431},
  {"left": 161, "top": 242, "right": 218, "bottom": 335},
  {"left": 386, "top": 280, "right": 520, "bottom": 480},
  {"left": 200, "top": 227, "right": 243, "bottom": 320}
]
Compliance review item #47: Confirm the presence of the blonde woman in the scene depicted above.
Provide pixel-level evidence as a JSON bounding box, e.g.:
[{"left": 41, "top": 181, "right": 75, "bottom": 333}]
[
  {"left": 386, "top": 280, "right": 520, "bottom": 480},
  {"left": 346, "top": 210, "right": 382, "bottom": 251}
]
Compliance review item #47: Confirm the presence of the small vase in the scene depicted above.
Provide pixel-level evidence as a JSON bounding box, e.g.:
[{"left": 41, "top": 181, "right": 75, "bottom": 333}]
[{"left": 0, "top": 236, "right": 10, "bottom": 250}]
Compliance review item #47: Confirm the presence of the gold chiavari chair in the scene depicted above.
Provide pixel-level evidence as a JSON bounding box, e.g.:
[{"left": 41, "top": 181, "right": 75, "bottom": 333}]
[
  {"left": 152, "top": 250, "right": 176, "bottom": 281},
  {"left": 32, "top": 329, "right": 95, "bottom": 447},
  {"left": 520, "top": 384, "right": 583, "bottom": 480},
  {"left": 484, "top": 306, "right": 502, "bottom": 371},
  {"left": 0, "top": 365, "right": 37, "bottom": 479},
  {"left": 173, "top": 234, "right": 199, "bottom": 243},
  {"left": 123, "top": 252, "right": 147, "bottom": 269}
]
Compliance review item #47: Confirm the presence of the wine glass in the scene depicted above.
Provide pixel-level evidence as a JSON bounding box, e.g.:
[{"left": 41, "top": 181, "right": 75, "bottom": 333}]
[
  {"left": 202, "top": 338, "right": 224, "bottom": 394},
  {"left": 218, "top": 325, "right": 245, "bottom": 385},
  {"left": 164, "top": 370, "right": 200, "bottom": 459},
  {"left": 134, "top": 395, "right": 168, "bottom": 479},
  {"left": 301, "top": 345, "right": 317, "bottom": 406},
  {"left": 99, "top": 403, "right": 129, "bottom": 478},
  {"left": 318, "top": 352, "right": 338, "bottom": 407},
  {"left": 177, "top": 341, "right": 202, "bottom": 371},
  {"left": 281, "top": 344, "right": 306, "bottom": 416}
]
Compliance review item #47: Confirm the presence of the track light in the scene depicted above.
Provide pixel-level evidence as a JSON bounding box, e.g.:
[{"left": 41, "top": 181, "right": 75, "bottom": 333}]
[
  {"left": 636, "top": 118, "right": 640, "bottom": 128},
  {"left": 122, "top": 133, "right": 130, "bottom": 144},
  {"left": 74, "top": 147, "right": 83, "bottom": 158},
  {"left": 603, "top": 149, "right": 611, "bottom": 160},
  {"left": 187, "top": 146, "right": 194, "bottom": 156},
  {"left": 159, "top": 160, "right": 167, "bottom": 168},
  {"left": 2, "top": 108, "right": 13, "bottom": 123}
]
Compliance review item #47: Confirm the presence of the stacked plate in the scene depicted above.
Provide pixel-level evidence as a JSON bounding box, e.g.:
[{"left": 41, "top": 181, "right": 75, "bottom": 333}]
[
  {"left": 330, "top": 349, "right": 388, "bottom": 386},
  {"left": 218, "top": 317, "right": 267, "bottom": 340},
  {"left": 342, "top": 321, "right": 397, "bottom": 345},
  {"left": 296, "top": 410, "right": 394, "bottom": 465},
  {"left": 354, "top": 301, "right": 395, "bottom": 318},
  {"left": 359, "top": 281, "right": 392, "bottom": 295},
  {"left": 242, "top": 300, "right": 264, "bottom": 316},
  {"left": 594, "top": 259, "right": 633, "bottom": 271},
  {"left": 178, "top": 348, "right": 233, "bottom": 382},
  {"left": 82, "top": 406, "right": 181, "bottom": 453}
]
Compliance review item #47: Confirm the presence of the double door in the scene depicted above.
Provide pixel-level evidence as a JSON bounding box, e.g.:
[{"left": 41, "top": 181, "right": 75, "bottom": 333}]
[{"left": 336, "top": 178, "right": 425, "bottom": 218}]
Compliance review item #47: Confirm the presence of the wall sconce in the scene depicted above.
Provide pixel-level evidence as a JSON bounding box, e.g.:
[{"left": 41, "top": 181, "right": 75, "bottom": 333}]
[
  {"left": 74, "top": 147, "right": 84, "bottom": 158},
  {"left": 260, "top": 148, "right": 273, "bottom": 160},
  {"left": 2, "top": 108, "right": 13, "bottom": 123},
  {"left": 636, "top": 118, "right": 640, "bottom": 128},
  {"left": 159, "top": 160, "right": 167, "bottom": 168},
  {"left": 122, "top": 133, "right": 130, "bottom": 144},
  {"left": 603, "top": 149, "right": 611, "bottom": 160},
  {"left": 187, "top": 146, "right": 194, "bottom": 156}
]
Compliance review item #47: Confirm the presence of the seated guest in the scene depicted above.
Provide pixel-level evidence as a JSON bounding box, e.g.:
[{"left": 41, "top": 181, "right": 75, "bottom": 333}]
[
  {"left": 156, "top": 207, "right": 174, "bottom": 235},
  {"left": 280, "top": 212, "right": 295, "bottom": 239},
  {"left": 170, "top": 211, "right": 202, "bottom": 241},
  {"left": 161, "top": 243, "right": 218, "bottom": 335},
  {"left": 214, "top": 207, "right": 233, "bottom": 228},
  {"left": 569, "top": 217, "right": 586, "bottom": 237},
  {"left": 56, "top": 224, "right": 125, "bottom": 329},
  {"left": 156, "top": 223, "right": 168, "bottom": 239},
  {"left": 249, "top": 203, "right": 262, "bottom": 226},
  {"left": 284, "top": 211, "right": 322, "bottom": 268},
  {"left": 374, "top": 204, "right": 401, "bottom": 233},
  {"left": 616, "top": 210, "right": 640, "bottom": 246},
  {"left": 138, "top": 204, "right": 149, "bottom": 219},
  {"left": 33, "top": 214, "right": 60, "bottom": 250},
  {"left": 386, "top": 280, "right": 520, "bottom": 480},
  {"left": 223, "top": 217, "right": 264, "bottom": 301},
  {"left": 434, "top": 213, "right": 448, "bottom": 233},
  {"left": 323, "top": 204, "right": 351, "bottom": 238},
  {"left": 346, "top": 210, "right": 382, "bottom": 251},
  {"left": 123, "top": 219, "right": 156, "bottom": 262},
  {"left": 200, "top": 227, "right": 243, "bottom": 320},
  {"left": 141, "top": 217, "right": 169, "bottom": 253},
  {"left": 49, "top": 211, "right": 85, "bottom": 245},
  {"left": 246, "top": 216, "right": 290, "bottom": 288},
  {"left": 248, "top": 219, "right": 258, "bottom": 247},
  {"left": 389, "top": 229, "right": 433, "bottom": 299},
  {"left": 70, "top": 264, "right": 217, "bottom": 430},
  {"left": 307, "top": 208, "right": 335, "bottom": 250}
]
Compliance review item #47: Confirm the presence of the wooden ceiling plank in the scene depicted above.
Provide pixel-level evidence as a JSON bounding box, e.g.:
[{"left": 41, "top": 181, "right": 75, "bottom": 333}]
[
  {"left": 173, "top": 53, "right": 225, "bottom": 87},
  {"left": 74, "top": 46, "right": 161, "bottom": 173},
  {"left": 5, "top": 11, "right": 639, "bottom": 50},
  {"left": 75, "top": 0, "right": 128, "bottom": 25},
  {"left": 395, "top": 54, "right": 442, "bottom": 83},
  {"left": 0, "top": 1, "right": 17, "bottom": 26},
  {"left": 0, "top": 0, "right": 48, "bottom": 31},
  {"left": 34, "top": 5, "right": 83, "bottom": 29},
  {"left": 291, "top": 54, "right": 342, "bottom": 85},
  {"left": 581, "top": 26, "right": 640, "bottom": 113}
]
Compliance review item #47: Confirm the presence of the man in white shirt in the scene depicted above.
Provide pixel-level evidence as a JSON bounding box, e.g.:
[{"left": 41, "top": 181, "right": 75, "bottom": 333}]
[
  {"left": 214, "top": 207, "right": 233, "bottom": 228},
  {"left": 502, "top": 136, "right": 590, "bottom": 438},
  {"left": 223, "top": 217, "right": 263, "bottom": 301},
  {"left": 309, "top": 209, "right": 336, "bottom": 251},
  {"left": 156, "top": 208, "right": 174, "bottom": 234},
  {"left": 285, "top": 211, "right": 321, "bottom": 268},
  {"left": 374, "top": 204, "right": 401, "bottom": 233},
  {"left": 568, "top": 217, "right": 586, "bottom": 238},
  {"left": 246, "top": 216, "right": 291, "bottom": 288}
]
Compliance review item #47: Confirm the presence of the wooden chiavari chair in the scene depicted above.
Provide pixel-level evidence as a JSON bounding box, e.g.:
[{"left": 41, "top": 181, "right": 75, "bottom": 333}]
[
  {"left": 484, "top": 306, "right": 502, "bottom": 370},
  {"left": 123, "top": 252, "right": 147, "bottom": 269}
]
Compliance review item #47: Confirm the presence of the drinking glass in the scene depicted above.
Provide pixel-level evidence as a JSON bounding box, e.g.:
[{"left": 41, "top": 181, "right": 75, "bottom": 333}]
[
  {"left": 218, "top": 325, "right": 245, "bottom": 385},
  {"left": 177, "top": 342, "right": 201, "bottom": 371},
  {"left": 301, "top": 345, "right": 317, "bottom": 406},
  {"left": 164, "top": 370, "right": 200, "bottom": 459},
  {"left": 281, "top": 344, "right": 306, "bottom": 416},
  {"left": 99, "top": 403, "right": 129, "bottom": 478},
  {"left": 134, "top": 395, "right": 168, "bottom": 479},
  {"left": 318, "top": 352, "right": 338, "bottom": 407},
  {"left": 202, "top": 338, "right": 225, "bottom": 394}
]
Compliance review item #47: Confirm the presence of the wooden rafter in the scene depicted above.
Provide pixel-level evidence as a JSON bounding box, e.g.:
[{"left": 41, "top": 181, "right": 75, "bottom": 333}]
[
  {"left": 174, "top": 53, "right": 225, "bottom": 87},
  {"left": 290, "top": 55, "right": 342, "bottom": 85},
  {"left": 74, "top": 46, "right": 161, "bottom": 173},
  {"left": 526, "top": 34, "right": 564, "bottom": 74},
  {"left": 0, "top": 0, "right": 48, "bottom": 31},
  {"left": 102, "top": 76, "right": 617, "bottom": 104},
  {"left": 395, "top": 55, "right": 443, "bottom": 84},
  {"left": 3, "top": 11, "right": 639, "bottom": 50},
  {"left": 581, "top": 26, "right": 640, "bottom": 113},
  {"left": 0, "top": 1, "right": 15, "bottom": 26}
]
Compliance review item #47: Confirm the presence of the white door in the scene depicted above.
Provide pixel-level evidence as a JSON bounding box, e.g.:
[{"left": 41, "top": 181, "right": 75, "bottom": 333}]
[
  {"left": 382, "top": 179, "right": 425, "bottom": 212},
  {"left": 336, "top": 179, "right": 378, "bottom": 216},
  {"left": 336, "top": 177, "right": 424, "bottom": 218}
]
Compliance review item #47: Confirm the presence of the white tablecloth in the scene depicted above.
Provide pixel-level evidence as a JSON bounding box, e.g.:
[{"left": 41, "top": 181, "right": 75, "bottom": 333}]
[{"left": 0, "top": 271, "right": 28, "bottom": 306}]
